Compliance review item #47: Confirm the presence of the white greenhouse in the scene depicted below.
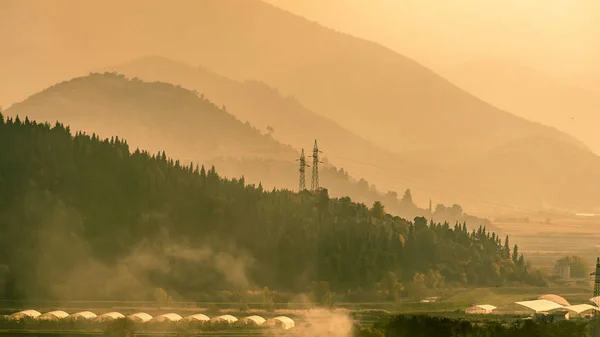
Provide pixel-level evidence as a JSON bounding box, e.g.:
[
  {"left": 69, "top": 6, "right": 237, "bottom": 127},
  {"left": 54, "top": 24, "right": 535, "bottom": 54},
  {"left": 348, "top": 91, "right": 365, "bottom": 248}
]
[
  {"left": 564, "top": 304, "right": 598, "bottom": 316},
  {"left": 127, "top": 312, "right": 153, "bottom": 323},
  {"left": 95, "top": 312, "right": 125, "bottom": 322},
  {"left": 9, "top": 310, "right": 41, "bottom": 320},
  {"left": 37, "top": 311, "right": 69, "bottom": 321},
  {"left": 211, "top": 315, "right": 238, "bottom": 324},
  {"left": 69, "top": 311, "right": 97, "bottom": 320},
  {"left": 182, "top": 314, "right": 211, "bottom": 322},
  {"left": 267, "top": 316, "right": 295, "bottom": 330},
  {"left": 152, "top": 313, "right": 182, "bottom": 323},
  {"left": 515, "top": 300, "right": 564, "bottom": 313},
  {"left": 240, "top": 315, "right": 266, "bottom": 326}
]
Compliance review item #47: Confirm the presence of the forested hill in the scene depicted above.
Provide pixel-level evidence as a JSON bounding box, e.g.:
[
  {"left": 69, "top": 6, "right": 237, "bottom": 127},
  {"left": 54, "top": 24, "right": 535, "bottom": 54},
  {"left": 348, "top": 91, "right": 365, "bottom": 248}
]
[
  {"left": 6, "top": 72, "right": 295, "bottom": 164},
  {"left": 102, "top": 56, "right": 448, "bottom": 205},
  {"left": 0, "top": 115, "right": 544, "bottom": 302},
  {"left": 5, "top": 72, "right": 489, "bottom": 226}
]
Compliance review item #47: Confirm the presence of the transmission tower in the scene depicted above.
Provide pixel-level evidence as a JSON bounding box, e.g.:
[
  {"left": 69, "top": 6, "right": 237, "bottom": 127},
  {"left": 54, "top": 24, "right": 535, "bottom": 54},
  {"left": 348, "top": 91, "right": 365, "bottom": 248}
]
[
  {"left": 310, "top": 139, "right": 322, "bottom": 191},
  {"left": 296, "top": 149, "right": 310, "bottom": 191},
  {"left": 592, "top": 257, "right": 600, "bottom": 336}
]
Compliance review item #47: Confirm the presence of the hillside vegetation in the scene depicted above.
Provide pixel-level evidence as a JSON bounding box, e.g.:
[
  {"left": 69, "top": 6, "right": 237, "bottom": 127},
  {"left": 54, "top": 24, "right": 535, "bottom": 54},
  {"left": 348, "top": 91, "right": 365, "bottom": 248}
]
[
  {"left": 0, "top": 115, "right": 542, "bottom": 302},
  {"left": 1, "top": 0, "right": 598, "bottom": 214},
  {"left": 104, "top": 56, "right": 449, "bottom": 204},
  {"left": 6, "top": 72, "right": 488, "bottom": 224},
  {"left": 6, "top": 72, "right": 294, "bottom": 164}
]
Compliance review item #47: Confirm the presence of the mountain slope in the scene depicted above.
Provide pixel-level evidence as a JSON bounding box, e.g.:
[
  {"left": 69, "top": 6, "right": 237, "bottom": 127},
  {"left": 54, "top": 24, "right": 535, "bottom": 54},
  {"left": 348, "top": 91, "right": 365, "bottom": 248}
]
[
  {"left": 464, "top": 136, "right": 600, "bottom": 212},
  {"left": 3, "top": 0, "right": 598, "bottom": 214},
  {"left": 6, "top": 72, "right": 294, "bottom": 164},
  {"left": 101, "top": 56, "right": 450, "bottom": 204},
  {"left": 0, "top": 0, "right": 588, "bottom": 156},
  {"left": 6, "top": 73, "right": 482, "bottom": 221},
  {"left": 6, "top": 73, "right": 599, "bottom": 216},
  {"left": 437, "top": 60, "right": 600, "bottom": 154}
]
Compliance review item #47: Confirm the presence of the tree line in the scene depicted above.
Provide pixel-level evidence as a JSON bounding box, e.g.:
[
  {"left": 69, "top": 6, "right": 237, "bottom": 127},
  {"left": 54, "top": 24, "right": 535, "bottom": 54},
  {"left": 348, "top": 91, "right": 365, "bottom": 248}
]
[{"left": 0, "top": 114, "right": 544, "bottom": 302}]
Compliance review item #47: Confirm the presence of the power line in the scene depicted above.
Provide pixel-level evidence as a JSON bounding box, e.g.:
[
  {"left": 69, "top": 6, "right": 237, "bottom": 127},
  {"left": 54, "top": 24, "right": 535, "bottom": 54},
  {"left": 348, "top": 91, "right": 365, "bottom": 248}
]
[{"left": 320, "top": 151, "right": 547, "bottom": 214}]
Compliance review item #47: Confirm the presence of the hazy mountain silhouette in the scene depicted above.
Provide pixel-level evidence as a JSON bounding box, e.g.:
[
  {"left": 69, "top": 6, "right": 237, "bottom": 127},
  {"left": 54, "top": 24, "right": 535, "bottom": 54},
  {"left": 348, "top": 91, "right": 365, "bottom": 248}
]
[
  {"left": 0, "top": 0, "right": 588, "bottom": 157},
  {"left": 8, "top": 72, "right": 600, "bottom": 216},
  {"left": 6, "top": 73, "right": 482, "bottom": 222},
  {"left": 2, "top": 0, "right": 598, "bottom": 215},
  {"left": 6, "top": 73, "right": 295, "bottom": 164},
  {"left": 466, "top": 136, "right": 600, "bottom": 213},
  {"left": 101, "top": 55, "right": 450, "bottom": 203},
  {"left": 563, "top": 73, "right": 600, "bottom": 93},
  {"left": 438, "top": 60, "right": 600, "bottom": 154}
]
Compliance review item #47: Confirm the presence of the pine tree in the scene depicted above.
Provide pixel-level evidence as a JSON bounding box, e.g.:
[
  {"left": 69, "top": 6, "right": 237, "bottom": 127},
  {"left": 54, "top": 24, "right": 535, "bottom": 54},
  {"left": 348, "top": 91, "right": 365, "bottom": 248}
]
[
  {"left": 503, "top": 236, "right": 510, "bottom": 259},
  {"left": 512, "top": 244, "right": 519, "bottom": 264}
]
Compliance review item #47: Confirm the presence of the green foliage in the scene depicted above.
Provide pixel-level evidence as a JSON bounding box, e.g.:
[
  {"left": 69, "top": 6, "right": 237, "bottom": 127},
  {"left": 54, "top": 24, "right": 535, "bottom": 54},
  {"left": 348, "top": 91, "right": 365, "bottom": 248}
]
[
  {"left": 556, "top": 256, "right": 588, "bottom": 278},
  {"left": 370, "top": 201, "right": 386, "bottom": 219},
  {"left": 0, "top": 118, "right": 539, "bottom": 301},
  {"left": 356, "top": 327, "right": 385, "bottom": 337},
  {"left": 103, "top": 318, "right": 135, "bottom": 337},
  {"left": 408, "top": 273, "right": 428, "bottom": 300},
  {"left": 311, "top": 281, "right": 335, "bottom": 308},
  {"left": 261, "top": 287, "right": 276, "bottom": 312},
  {"left": 381, "top": 272, "right": 403, "bottom": 301},
  {"left": 425, "top": 269, "right": 445, "bottom": 289},
  {"left": 239, "top": 302, "right": 250, "bottom": 313}
]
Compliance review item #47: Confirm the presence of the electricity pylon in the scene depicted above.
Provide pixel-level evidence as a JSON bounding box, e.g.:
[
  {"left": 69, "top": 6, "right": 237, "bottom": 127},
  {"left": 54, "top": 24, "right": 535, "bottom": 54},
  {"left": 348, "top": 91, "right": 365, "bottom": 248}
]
[
  {"left": 592, "top": 257, "right": 600, "bottom": 337},
  {"left": 296, "top": 149, "right": 309, "bottom": 191},
  {"left": 310, "top": 139, "right": 322, "bottom": 191}
]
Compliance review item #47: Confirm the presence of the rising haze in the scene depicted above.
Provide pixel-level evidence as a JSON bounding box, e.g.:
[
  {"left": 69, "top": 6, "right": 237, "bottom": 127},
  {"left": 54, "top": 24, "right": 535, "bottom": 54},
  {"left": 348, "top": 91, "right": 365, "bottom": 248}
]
[
  {"left": 1, "top": 0, "right": 599, "bottom": 215},
  {"left": 2, "top": 1, "right": 600, "bottom": 336}
]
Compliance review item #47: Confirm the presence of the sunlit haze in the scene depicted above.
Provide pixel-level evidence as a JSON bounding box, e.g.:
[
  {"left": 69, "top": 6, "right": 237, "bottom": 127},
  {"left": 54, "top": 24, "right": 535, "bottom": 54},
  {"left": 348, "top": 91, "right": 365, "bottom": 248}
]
[
  {"left": 266, "top": 0, "right": 600, "bottom": 79},
  {"left": 1, "top": 2, "right": 600, "bottom": 335}
]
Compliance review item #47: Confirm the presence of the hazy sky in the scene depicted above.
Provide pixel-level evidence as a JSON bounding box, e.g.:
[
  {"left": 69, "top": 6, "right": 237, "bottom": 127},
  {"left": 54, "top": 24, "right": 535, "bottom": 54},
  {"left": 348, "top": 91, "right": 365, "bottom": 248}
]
[{"left": 265, "top": 0, "right": 600, "bottom": 79}]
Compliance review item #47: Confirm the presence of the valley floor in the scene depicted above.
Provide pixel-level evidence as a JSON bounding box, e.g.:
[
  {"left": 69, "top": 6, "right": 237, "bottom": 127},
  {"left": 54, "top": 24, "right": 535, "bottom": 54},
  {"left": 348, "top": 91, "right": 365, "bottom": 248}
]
[{"left": 493, "top": 216, "right": 600, "bottom": 273}]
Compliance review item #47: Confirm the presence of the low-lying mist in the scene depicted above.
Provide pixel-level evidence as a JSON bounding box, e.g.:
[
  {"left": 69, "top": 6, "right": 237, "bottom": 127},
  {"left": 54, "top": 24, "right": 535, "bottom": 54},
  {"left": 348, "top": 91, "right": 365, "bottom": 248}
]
[{"left": 0, "top": 188, "right": 257, "bottom": 303}]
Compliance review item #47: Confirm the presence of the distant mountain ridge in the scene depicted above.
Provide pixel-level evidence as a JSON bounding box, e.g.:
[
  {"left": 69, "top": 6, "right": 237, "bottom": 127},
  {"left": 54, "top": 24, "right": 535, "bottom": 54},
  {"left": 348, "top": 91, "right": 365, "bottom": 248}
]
[
  {"left": 436, "top": 60, "right": 600, "bottom": 154},
  {"left": 1, "top": 0, "right": 598, "bottom": 215},
  {"left": 0, "top": 0, "right": 588, "bottom": 155},
  {"left": 100, "top": 55, "right": 450, "bottom": 205},
  {"left": 6, "top": 72, "right": 488, "bottom": 224},
  {"left": 6, "top": 73, "right": 294, "bottom": 164}
]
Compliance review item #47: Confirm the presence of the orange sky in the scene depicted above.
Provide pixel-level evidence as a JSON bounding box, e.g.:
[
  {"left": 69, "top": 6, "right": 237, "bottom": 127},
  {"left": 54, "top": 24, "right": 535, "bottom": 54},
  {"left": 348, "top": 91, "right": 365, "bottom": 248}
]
[
  {"left": 0, "top": 0, "right": 598, "bottom": 107},
  {"left": 265, "top": 0, "right": 600, "bottom": 79}
]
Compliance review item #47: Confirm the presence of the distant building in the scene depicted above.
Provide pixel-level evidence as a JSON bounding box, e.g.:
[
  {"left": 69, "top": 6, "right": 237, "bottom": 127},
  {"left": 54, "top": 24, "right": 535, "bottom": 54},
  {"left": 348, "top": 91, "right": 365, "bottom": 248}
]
[
  {"left": 465, "top": 305, "right": 497, "bottom": 315},
  {"left": 534, "top": 310, "right": 570, "bottom": 322},
  {"left": 556, "top": 262, "right": 571, "bottom": 280}
]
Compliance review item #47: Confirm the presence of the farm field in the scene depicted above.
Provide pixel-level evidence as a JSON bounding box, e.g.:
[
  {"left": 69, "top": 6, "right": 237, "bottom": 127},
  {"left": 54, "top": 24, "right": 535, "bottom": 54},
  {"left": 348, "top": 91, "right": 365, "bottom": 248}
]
[
  {"left": 0, "top": 285, "right": 595, "bottom": 337},
  {"left": 493, "top": 216, "right": 600, "bottom": 273},
  {"left": 0, "top": 285, "right": 593, "bottom": 318}
]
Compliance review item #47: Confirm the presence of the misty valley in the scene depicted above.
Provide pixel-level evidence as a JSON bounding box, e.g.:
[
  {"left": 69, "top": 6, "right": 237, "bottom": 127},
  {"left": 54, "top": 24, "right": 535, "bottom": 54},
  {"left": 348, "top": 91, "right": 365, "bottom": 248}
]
[{"left": 1, "top": 1, "right": 600, "bottom": 337}]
